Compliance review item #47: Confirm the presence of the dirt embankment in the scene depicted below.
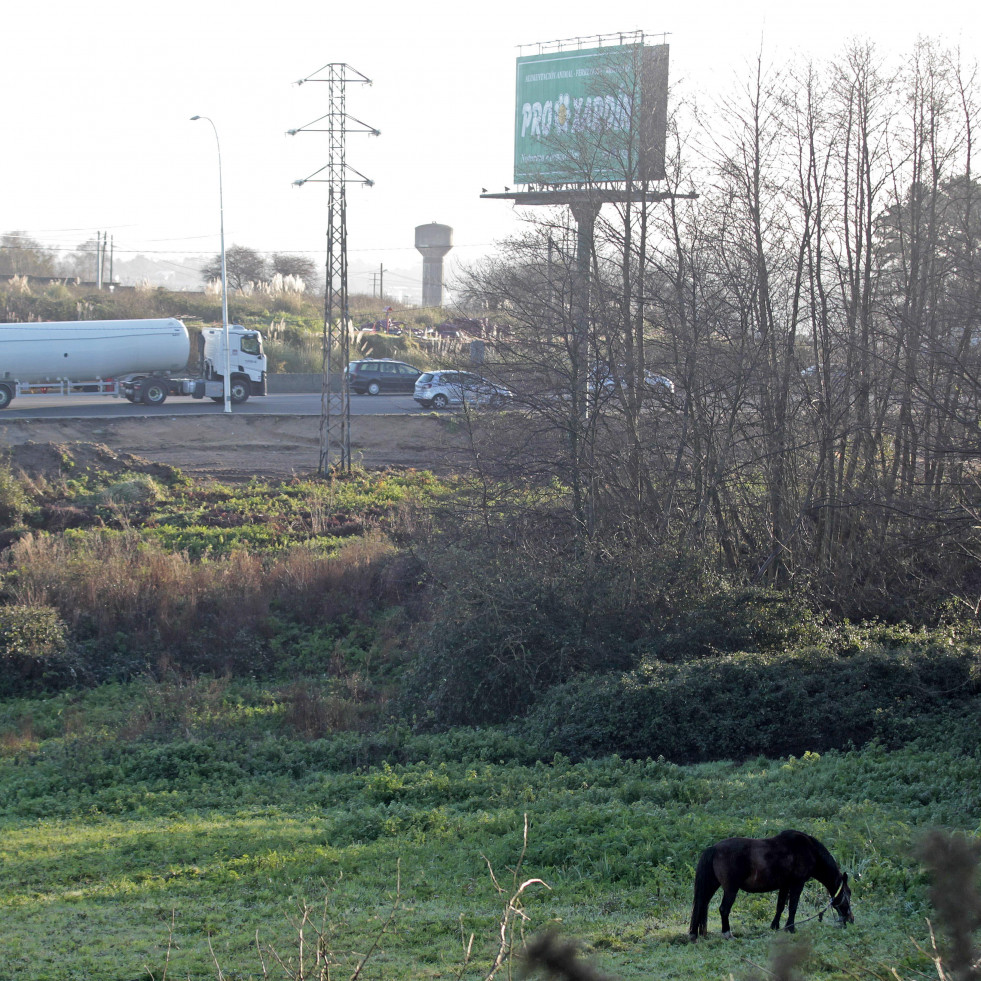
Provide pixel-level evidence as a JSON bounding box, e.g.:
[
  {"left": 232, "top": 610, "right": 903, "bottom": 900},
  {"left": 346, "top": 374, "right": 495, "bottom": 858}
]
[{"left": 0, "top": 413, "right": 466, "bottom": 482}]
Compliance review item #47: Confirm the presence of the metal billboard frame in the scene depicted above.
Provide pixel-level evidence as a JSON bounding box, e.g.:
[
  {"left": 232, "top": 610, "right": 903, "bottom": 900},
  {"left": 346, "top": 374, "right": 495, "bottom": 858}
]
[{"left": 513, "top": 41, "right": 668, "bottom": 186}]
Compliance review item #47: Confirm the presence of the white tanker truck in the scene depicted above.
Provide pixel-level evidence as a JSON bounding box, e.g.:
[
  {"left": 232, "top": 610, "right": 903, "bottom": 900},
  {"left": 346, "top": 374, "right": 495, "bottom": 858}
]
[{"left": 0, "top": 318, "right": 267, "bottom": 408}]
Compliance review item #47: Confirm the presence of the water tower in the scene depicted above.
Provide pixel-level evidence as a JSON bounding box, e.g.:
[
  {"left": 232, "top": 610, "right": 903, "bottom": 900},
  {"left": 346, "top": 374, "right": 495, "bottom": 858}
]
[{"left": 415, "top": 222, "right": 453, "bottom": 307}]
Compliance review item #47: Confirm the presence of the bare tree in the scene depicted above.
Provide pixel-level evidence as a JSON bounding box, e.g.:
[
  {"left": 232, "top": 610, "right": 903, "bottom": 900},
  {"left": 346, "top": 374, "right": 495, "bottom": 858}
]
[
  {"left": 454, "top": 38, "right": 981, "bottom": 617},
  {"left": 60, "top": 237, "right": 102, "bottom": 281},
  {"left": 201, "top": 244, "right": 268, "bottom": 290},
  {"left": 271, "top": 252, "right": 318, "bottom": 285},
  {"left": 0, "top": 232, "right": 56, "bottom": 277}
]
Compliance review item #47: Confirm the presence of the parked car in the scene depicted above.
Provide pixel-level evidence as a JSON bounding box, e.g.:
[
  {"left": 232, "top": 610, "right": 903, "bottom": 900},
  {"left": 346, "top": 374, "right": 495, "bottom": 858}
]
[
  {"left": 414, "top": 370, "right": 512, "bottom": 409},
  {"left": 346, "top": 359, "right": 422, "bottom": 395},
  {"left": 801, "top": 364, "right": 849, "bottom": 384},
  {"left": 589, "top": 365, "right": 676, "bottom": 396},
  {"left": 644, "top": 373, "right": 676, "bottom": 394}
]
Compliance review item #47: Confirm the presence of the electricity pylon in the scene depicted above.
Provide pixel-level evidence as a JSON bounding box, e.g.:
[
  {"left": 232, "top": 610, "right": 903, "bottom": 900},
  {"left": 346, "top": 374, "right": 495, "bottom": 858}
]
[{"left": 289, "top": 63, "right": 378, "bottom": 473}]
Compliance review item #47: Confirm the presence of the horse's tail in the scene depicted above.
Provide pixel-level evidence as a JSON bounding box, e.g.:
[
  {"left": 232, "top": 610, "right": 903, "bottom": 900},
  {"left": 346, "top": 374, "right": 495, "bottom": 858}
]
[{"left": 688, "top": 846, "right": 718, "bottom": 940}]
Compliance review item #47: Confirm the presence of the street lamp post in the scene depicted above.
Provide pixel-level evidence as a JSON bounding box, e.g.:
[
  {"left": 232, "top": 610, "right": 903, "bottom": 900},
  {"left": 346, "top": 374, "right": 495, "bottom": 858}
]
[{"left": 190, "top": 114, "right": 232, "bottom": 413}]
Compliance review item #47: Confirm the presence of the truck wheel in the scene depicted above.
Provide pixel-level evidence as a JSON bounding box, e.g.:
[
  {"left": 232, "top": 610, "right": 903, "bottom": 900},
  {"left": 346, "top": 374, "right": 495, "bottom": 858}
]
[
  {"left": 0, "top": 384, "right": 13, "bottom": 409},
  {"left": 229, "top": 376, "right": 251, "bottom": 404},
  {"left": 139, "top": 377, "right": 169, "bottom": 406}
]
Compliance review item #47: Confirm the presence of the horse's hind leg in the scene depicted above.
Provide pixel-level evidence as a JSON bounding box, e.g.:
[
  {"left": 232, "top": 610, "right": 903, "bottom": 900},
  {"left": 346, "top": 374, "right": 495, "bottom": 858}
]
[
  {"left": 784, "top": 884, "right": 805, "bottom": 932},
  {"left": 719, "top": 888, "right": 739, "bottom": 938},
  {"left": 771, "top": 887, "right": 788, "bottom": 930}
]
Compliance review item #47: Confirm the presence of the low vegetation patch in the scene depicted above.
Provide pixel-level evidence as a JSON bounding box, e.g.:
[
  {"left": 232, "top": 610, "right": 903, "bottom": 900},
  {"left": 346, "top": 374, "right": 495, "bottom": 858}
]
[
  {"left": 0, "top": 463, "right": 432, "bottom": 683},
  {"left": 0, "top": 458, "right": 975, "bottom": 980},
  {"left": 0, "top": 702, "right": 975, "bottom": 980}
]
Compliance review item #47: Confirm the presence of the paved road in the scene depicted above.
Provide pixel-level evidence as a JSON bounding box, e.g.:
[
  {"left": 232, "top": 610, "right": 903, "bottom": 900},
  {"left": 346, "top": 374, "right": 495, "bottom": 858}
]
[{"left": 0, "top": 392, "right": 423, "bottom": 420}]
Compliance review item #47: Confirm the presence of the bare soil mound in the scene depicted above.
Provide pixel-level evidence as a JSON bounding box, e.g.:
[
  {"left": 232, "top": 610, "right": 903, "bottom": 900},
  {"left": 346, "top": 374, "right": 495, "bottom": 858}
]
[
  {"left": 0, "top": 413, "right": 464, "bottom": 482},
  {"left": 3, "top": 440, "right": 178, "bottom": 484}
]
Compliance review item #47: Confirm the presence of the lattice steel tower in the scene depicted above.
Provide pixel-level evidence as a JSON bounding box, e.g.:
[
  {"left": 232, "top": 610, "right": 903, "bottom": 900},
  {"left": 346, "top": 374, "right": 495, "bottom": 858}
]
[{"left": 290, "top": 63, "right": 378, "bottom": 473}]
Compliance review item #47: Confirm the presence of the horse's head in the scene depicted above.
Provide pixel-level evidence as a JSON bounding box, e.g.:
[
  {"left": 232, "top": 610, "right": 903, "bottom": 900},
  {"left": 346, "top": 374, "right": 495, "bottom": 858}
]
[{"left": 831, "top": 872, "right": 854, "bottom": 927}]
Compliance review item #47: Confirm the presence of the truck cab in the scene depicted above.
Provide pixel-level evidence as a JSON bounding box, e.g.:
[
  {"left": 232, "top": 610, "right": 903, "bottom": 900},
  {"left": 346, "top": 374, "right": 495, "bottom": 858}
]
[
  {"left": 199, "top": 325, "right": 267, "bottom": 402},
  {"left": 119, "top": 323, "right": 268, "bottom": 406}
]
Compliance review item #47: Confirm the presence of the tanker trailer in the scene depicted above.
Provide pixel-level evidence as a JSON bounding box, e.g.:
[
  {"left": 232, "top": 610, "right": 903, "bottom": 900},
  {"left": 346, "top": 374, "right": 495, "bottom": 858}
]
[{"left": 0, "top": 318, "right": 267, "bottom": 407}]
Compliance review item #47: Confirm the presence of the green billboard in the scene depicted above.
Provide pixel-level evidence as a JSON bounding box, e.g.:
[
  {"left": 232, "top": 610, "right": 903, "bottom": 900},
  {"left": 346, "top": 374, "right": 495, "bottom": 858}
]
[{"left": 514, "top": 43, "right": 669, "bottom": 186}]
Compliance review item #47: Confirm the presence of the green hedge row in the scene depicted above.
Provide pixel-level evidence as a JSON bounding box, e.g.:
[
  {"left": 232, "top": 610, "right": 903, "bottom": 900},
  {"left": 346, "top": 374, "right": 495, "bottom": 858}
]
[{"left": 520, "top": 643, "right": 981, "bottom": 762}]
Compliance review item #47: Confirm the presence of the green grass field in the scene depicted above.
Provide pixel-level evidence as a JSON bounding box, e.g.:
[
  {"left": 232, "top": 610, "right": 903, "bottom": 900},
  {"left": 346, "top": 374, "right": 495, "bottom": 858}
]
[
  {"left": 0, "top": 682, "right": 975, "bottom": 980},
  {"left": 0, "top": 464, "right": 977, "bottom": 980}
]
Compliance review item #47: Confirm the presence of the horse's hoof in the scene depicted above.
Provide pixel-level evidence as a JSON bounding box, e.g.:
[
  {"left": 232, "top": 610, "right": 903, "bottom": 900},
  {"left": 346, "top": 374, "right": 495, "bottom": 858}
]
[
  {"left": 722, "top": 931, "right": 733, "bottom": 939},
  {"left": 688, "top": 934, "right": 698, "bottom": 944}
]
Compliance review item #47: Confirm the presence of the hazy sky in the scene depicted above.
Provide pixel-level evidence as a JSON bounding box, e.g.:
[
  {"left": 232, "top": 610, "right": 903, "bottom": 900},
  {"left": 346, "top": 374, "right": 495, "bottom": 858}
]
[{"left": 2, "top": 0, "right": 977, "bottom": 296}]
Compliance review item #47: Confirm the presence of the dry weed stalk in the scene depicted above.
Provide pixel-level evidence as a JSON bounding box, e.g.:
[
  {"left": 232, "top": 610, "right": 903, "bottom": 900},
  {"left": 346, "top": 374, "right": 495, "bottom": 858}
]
[
  {"left": 740, "top": 935, "right": 811, "bottom": 981},
  {"left": 259, "top": 861, "right": 402, "bottom": 981},
  {"left": 483, "top": 813, "right": 552, "bottom": 981},
  {"left": 146, "top": 909, "right": 179, "bottom": 981}
]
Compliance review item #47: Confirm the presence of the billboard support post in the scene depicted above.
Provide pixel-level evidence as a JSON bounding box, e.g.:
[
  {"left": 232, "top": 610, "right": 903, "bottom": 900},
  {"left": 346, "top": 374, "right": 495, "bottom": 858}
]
[
  {"left": 482, "top": 33, "right": 696, "bottom": 540},
  {"left": 572, "top": 196, "right": 601, "bottom": 539}
]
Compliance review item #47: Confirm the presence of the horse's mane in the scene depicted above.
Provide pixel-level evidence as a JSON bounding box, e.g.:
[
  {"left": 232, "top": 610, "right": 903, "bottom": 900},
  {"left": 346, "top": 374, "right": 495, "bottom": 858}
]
[{"left": 804, "top": 833, "right": 840, "bottom": 876}]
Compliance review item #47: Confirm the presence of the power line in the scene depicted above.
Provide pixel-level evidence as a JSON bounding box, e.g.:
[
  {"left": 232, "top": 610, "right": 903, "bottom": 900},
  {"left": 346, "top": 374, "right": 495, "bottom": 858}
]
[{"left": 1, "top": 231, "right": 502, "bottom": 258}]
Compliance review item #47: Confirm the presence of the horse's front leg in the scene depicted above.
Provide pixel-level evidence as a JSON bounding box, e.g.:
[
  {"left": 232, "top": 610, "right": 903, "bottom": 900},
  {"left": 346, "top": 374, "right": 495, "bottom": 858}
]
[
  {"left": 771, "top": 887, "right": 788, "bottom": 930},
  {"left": 783, "top": 884, "right": 805, "bottom": 932},
  {"left": 719, "top": 889, "right": 739, "bottom": 939}
]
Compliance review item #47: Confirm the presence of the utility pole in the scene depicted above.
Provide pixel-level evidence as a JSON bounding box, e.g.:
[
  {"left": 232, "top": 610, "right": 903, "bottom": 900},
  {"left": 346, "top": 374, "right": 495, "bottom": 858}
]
[{"left": 289, "top": 63, "right": 379, "bottom": 474}]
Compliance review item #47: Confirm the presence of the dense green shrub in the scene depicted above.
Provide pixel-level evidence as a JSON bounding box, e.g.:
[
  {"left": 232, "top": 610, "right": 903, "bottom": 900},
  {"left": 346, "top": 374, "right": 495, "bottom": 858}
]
[
  {"left": 401, "top": 552, "right": 671, "bottom": 727},
  {"left": 0, "top": 466, "right": 30, "bottom": 528},
  {"left": 640, "top": 584, "right": 824, "bottom": 661},
  {"left": 520, "top": 640, "right": 981, "bottom": 762},
  {"left": 97, "top": 475, "right": 166, "bottom": 506},
  {"left": 265, "top": 334, "right": 322, "bottom": 373},
  {"left": 0, "top": 284, "right": 78, "bottom": 321},
  {"left": 400, "top": 548, "right": 831, "bottom": 728},
  {"left": 0, "top": 604, "right": 77, "bottom": 695}
]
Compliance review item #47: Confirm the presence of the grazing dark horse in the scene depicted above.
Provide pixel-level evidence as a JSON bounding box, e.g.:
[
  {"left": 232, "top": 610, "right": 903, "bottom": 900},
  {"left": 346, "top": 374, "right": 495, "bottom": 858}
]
[{"left": 688, "top": 830, "right": 853, "bottom": 941}]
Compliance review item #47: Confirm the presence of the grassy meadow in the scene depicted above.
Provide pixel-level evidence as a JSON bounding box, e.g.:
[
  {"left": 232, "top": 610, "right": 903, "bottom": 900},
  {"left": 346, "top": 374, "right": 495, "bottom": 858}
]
[
  {"left": 0, "top": 681, "right": 976, "bottom": 980},
  {"left": 0, "top": 455, "right": 976, "bottom": 980}
]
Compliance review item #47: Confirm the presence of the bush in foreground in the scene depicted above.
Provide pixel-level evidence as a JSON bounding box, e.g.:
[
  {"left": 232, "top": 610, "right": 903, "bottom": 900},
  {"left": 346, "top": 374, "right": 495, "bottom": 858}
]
[{"left": 0, "top": 604, "right": 77, "bottom": 696}]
